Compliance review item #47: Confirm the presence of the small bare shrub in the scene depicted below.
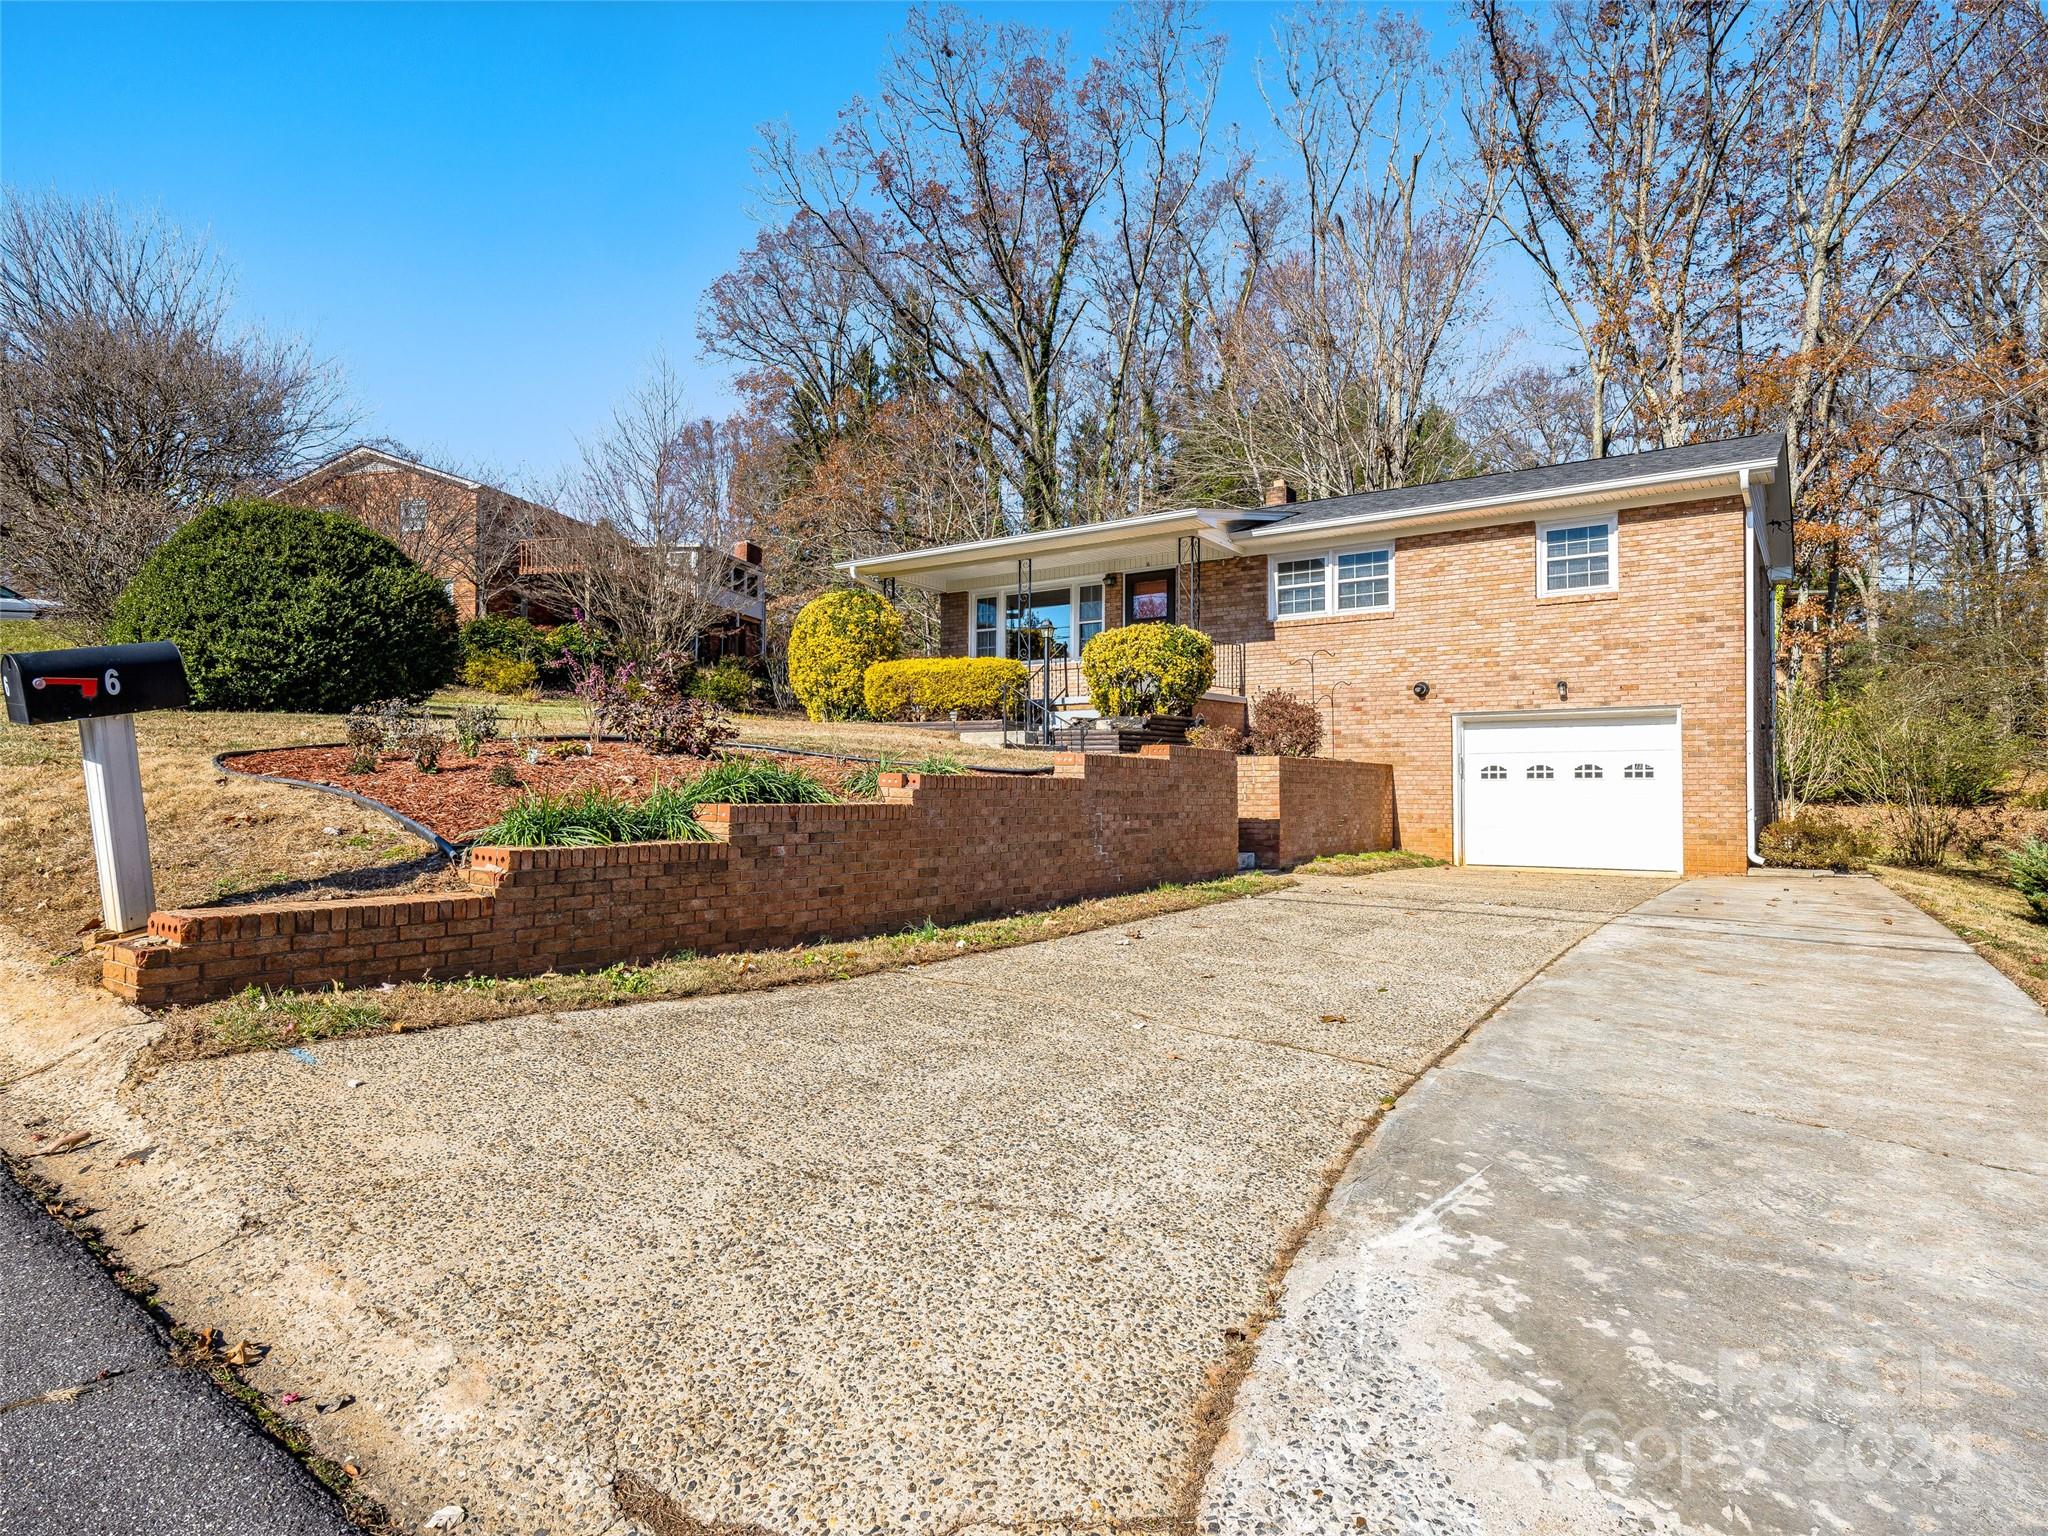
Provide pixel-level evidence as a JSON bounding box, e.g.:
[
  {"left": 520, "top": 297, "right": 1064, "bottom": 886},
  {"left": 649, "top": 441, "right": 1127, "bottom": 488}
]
[
  {"left": 1247, "top": 689, "right": 1322, "bottom": 757},
  {"left": 452, "top": 702, "right": 503, "bottom": 757},
  {"left": 342, "top": 708, "right": 382, "bottom": 775},
  {"left": 1188, "top": 722, "right": 1248, "bottom": 753}
]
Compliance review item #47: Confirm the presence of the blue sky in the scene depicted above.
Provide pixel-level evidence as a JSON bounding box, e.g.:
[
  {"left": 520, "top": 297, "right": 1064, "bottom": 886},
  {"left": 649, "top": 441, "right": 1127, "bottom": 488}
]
[{"left": 3, "top": 1, "right": 1489, "bottom": 489}]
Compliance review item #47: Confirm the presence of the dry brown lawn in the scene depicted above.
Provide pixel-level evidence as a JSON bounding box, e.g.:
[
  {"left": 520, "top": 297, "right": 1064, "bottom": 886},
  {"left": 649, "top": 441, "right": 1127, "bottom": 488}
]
[{"left": 0, "top": 710, "right": 436, "bottom": 984}]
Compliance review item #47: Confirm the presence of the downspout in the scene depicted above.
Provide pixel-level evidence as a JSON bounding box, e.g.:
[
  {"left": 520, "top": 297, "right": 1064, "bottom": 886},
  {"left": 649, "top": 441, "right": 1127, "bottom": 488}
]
[{"left": 1741, "top": 468, "right": 1763, "bottom": 868}]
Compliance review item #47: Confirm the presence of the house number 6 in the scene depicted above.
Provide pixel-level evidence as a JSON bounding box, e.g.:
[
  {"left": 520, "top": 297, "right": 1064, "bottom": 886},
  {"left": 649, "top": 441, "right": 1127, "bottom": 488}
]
[{"left": 103, "top": 667, "right": 122, "bottom": 696}]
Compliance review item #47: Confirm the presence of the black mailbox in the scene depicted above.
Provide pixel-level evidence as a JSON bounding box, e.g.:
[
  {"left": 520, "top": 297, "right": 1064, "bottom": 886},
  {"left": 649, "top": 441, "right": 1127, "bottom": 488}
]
[{"left": 3, "top": 643, "right": 190, "bottom": 726}]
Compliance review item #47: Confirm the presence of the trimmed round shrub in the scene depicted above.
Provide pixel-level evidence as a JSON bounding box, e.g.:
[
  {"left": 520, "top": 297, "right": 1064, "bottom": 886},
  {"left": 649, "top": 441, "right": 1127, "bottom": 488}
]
[
  {"left": 863, "top": 657, "right": 1027, "bottom": 721},
  {"left": 539, "top": 621, "right": 611, "bottom": 686},
  {"left": 691, "top": 657, "right": 761, "bottom": 710},
  {"left": 788, "top": 589, "right": 903, "bottom": 720},
  {"left": 110, "top": 499, "right": 458, "bottom": 712},
  {"left": 1080, "top": 622, "right": 1214, "bottom": 717}
]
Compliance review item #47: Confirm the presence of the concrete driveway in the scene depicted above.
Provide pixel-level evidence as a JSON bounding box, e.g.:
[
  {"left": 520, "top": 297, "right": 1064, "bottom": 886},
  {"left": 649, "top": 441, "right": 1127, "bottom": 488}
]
[
  {"left": 0, "top": 867, "right": 1662, "bottom": 1535},
  {"left": 1203, "top": 872, "right": 2048, "bottom": 1535}
]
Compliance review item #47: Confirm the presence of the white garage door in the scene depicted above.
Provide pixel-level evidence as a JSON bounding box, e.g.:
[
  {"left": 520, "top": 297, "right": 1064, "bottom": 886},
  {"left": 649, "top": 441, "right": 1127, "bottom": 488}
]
[{"left": 1460, "top": 712, "right": 1682, "bottom": 873}]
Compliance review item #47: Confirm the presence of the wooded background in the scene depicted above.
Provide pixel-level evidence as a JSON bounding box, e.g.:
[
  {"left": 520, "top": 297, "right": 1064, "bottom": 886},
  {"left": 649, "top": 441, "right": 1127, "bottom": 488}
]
[{"left": 7, "top": 0, "right": 2045, "bottom": 756}]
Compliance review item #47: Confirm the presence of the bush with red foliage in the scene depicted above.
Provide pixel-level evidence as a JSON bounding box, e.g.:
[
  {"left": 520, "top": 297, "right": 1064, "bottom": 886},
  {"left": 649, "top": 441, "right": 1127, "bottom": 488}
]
[{"left": 1247, "top": 689, "right": 1322, "bottom": 757}]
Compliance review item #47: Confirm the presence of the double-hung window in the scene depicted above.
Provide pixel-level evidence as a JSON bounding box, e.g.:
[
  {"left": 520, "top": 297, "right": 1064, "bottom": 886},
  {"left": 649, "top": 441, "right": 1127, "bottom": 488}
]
[
  {"left": 1538, "top": 516, "right": 1616, "bottom": 594},
  {"left": 973, "top": 595, "right": 1000, "bottom": 657},
  {"left": 398, "top": 497, "right": 429, "bottom": 536},
  {"left": 1275, "top": 557, "right": 1327, "bottom": 616},
  {"left": 1334, "top": 548, "right": 1391, "bottom": 610},
  {"left": 1271, "top": 544, "right": 1394, "bottom": 618}
]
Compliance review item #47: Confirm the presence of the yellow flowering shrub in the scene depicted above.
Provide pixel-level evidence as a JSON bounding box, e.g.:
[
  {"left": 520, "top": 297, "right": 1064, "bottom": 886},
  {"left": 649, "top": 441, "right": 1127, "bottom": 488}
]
[
  {"left": 862, "top": 657, "right": 1028, "bottom": 721},
  {"left": 461, "top": 653, "right": 541, "bottom": 696},
  {"left": 787, "top": 588, "right": 904, "bottom": 720},
  {"left": 1080, "top": 623, "right": 1215, "bottom": 717}
]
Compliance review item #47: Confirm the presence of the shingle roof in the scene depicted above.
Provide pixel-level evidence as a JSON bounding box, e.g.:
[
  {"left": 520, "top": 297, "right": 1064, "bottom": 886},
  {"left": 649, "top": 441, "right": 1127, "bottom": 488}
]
[{"left": 1254, "top": 431, "right": 1784, "bottom": 533}]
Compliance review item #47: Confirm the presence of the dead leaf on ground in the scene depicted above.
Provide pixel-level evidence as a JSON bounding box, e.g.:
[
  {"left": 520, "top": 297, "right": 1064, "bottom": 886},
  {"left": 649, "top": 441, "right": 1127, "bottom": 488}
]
[
  {"left": 222, "top": 1340, "right": 267, "bottom": 1367},
  {"left": 1319, "top": 1012, "right": 1348, "bottom": 1023},
  {"left": 33, "top": 1130, "right": 92, "bottom": 1156}
]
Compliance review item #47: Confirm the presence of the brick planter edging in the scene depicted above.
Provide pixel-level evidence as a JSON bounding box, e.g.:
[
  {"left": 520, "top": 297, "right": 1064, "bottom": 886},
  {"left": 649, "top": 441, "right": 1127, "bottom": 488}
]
[
  {"left": 1237, "top": 755, "right": 1394, "bottom": 868},
  {"left": 104, "top": 745, "right": 1240, "bottom": 1007}
]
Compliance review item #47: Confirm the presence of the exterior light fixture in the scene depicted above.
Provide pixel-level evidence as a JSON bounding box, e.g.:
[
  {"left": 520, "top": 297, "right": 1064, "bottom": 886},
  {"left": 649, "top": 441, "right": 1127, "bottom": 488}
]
[
  {"left": 1556, "top": 679, "right": 1569, "bottom": 701},
  {"left": 1412, "top": 680, "right": 1430, "bottom": 700}
]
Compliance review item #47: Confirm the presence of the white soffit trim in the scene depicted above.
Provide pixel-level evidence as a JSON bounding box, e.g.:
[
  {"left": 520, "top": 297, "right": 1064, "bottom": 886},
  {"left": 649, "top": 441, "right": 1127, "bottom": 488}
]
[
  {"left": 839, "top": 505, "right": 1284, "bottom": 582},
  {"left": 1242, "top": 460, "right": 1779, "bottom": 550}
]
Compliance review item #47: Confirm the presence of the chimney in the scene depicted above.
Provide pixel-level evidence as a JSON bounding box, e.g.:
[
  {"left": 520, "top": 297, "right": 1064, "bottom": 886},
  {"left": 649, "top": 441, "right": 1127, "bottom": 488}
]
[
  {"left": 1264, "top": 476, "right": 1296, "bottom": 507},
  {"left": 732, "top": 539, "right": 764, "bottom": 567}
]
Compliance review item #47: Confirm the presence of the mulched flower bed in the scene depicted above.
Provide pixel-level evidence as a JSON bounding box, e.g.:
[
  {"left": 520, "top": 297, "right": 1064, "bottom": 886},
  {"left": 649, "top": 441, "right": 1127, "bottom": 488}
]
[{"left": 224, "top": 740, "right": 876, "bottom": 842}]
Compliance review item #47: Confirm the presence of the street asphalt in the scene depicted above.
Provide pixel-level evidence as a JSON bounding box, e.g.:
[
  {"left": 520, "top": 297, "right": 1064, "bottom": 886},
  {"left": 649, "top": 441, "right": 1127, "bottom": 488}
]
[{"left": 0, "top": 1165, "right": 357, "bottom": 1536}]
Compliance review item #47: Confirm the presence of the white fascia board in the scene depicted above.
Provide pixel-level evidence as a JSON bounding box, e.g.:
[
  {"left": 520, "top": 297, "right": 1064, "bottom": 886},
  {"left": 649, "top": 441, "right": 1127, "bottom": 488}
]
[
  {"left": 1240, "top": 457, "right": 1782, "bottom": 550},
  {"left": 838, "top": 506, "right": 1282, "bottom": 583}
]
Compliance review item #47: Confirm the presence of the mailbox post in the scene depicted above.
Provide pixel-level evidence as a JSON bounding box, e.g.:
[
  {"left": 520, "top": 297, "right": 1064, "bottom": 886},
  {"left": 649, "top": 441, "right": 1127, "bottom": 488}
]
[{"left": 3, "top": 642, "right": 190, "bottom": 935}]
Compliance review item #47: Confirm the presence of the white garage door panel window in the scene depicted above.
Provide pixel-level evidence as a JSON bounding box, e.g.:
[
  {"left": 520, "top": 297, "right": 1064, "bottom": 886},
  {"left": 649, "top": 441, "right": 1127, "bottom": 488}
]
[{"left": 1461, "top": 712, "right": 1682, "bottom": 873}]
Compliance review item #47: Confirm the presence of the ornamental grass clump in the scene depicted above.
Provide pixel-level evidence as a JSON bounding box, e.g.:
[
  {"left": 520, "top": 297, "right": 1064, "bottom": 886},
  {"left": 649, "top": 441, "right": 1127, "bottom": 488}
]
[
  {"left": 843, "top": 752, "right": 969, "bottom": 799},
  {"left": 679, "top": 758, "right": 836, "bottom": 809},
  {"left": 473, "top": 787, "right": 715, "bottom": 848},
  {"left": 471, "top": 759, "right": 839, "bottom": 847}
]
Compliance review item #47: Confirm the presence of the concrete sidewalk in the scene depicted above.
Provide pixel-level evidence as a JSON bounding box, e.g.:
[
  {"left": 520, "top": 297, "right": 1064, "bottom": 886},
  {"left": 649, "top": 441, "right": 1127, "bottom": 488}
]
[
  {"left": 1203, "top": 872, "right": 2048, "bottom": 1535},
  {"left": 0, "top": 1165, "right": 356, "bottom": 1536}
]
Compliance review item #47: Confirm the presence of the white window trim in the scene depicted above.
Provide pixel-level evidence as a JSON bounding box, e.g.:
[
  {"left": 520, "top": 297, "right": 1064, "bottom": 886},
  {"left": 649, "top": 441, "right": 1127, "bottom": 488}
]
[
  {"left": 1534, "top": 512, "right": 1618, "bottom": 597},
  {"left": 1267, "top": 541, "right": 1396, "bottom": 622},
  {"left": 398, "top": 497, "right": 430, "bottom": 536},
  {"left": 968, "top": 580, "right": 1106, "bottom": 659}
]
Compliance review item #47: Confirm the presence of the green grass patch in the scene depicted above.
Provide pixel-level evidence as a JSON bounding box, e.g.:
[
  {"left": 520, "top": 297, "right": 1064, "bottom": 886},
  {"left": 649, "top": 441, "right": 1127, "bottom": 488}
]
[
  {"left": 205, "top": 985, "right": 388, "bottom": 1053},
  {"left": 1292, "top": 849, "right": 1444, "bottom": 876}
]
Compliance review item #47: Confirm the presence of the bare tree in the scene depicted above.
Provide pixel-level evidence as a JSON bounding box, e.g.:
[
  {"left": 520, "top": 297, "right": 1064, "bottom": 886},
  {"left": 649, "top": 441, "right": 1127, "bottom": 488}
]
[
  {"left": 1179, "top": 6, "right": 1500, "bottom": 499},
  {"left": 532, "top": 357, "right": 755, "bottom": 659},
  {"left": 1473, "top": 0, "right": 1769, "bottom": 457},
  {"left": 0, "top": 190, "right": 348, "bottom": 630},
  {"left": 760, "top": 6, "right": 1137, "bottom": 528}
]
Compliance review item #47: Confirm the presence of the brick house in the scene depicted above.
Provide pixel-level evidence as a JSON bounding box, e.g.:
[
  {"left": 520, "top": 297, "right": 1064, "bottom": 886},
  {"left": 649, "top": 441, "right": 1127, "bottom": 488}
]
[
  {"left": 842, "top": 433, "right": 1793, "bottom": 876},
  {"left": 275, "top": 446, "right": 767, "bottom": 657}
]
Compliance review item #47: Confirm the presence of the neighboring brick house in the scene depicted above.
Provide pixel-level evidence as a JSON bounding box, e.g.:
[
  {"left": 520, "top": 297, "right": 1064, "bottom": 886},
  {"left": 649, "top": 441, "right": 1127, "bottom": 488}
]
[
  {"left": 275, "top": 446, "right": 767, "bottom": 657},
  {"left": 843, "top": 433, "right": 1794, "bottom": 876},
  {"left": 275, "top": 446, "right": 562, "bottom": 622}
]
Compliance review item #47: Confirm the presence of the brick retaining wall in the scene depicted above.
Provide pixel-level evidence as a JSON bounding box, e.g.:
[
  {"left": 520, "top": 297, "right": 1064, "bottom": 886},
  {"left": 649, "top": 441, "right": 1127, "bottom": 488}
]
[
  {"left": 104, "top": 746, "right": 1240, "bottom": 1007},
  {"left": 1237, "top": 756, "right": 1394, "bottom": 869}
]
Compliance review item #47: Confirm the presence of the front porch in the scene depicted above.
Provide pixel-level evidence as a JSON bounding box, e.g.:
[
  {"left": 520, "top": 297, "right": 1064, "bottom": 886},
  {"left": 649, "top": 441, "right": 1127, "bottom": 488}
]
[{"left": 848, "top": 505, "right": 1280, "bottom": 748}]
